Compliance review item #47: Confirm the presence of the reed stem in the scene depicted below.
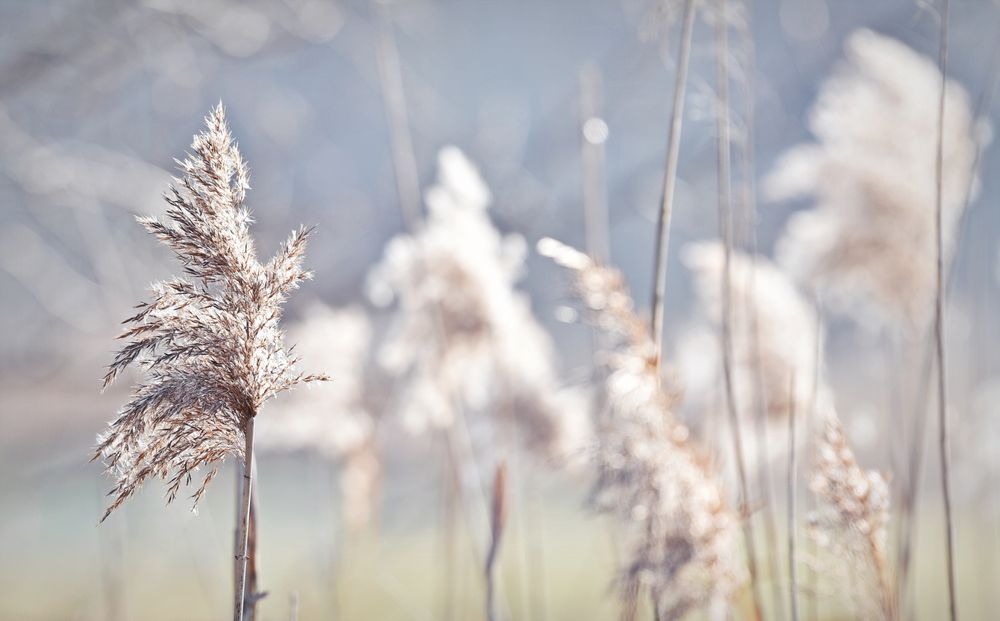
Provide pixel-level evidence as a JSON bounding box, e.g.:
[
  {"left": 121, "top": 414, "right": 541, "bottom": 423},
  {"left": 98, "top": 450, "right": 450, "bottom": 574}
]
[
  {"left": 580, "top": 64, "right": 610, "bottom": 264},
  {"left": 714, "top": 0, "right": 763, "bottom": 617},
  {"left": 933, "top": 1, "right": 958, "bottom": 619},
  {"left": 788, "top": 377, "right": 799, "bottom": 621},
  {"left": 650, "top": 0, "right": 697, "bottom": 370},
  {"left": 235, "top": 416, "right": 256, "bottom": 621},
  {"left": 485, "top": 463, "right": 508, "bottom": 621},
  {"left": 373, "top": 0, "right": 422, "bottom": 232}
]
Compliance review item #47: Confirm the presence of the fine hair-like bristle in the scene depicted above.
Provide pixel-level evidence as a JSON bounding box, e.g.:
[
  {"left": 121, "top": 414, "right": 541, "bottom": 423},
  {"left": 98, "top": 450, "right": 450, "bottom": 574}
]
[
  {"left": 539, "top": 237, "right": 744, "bottom": 620},
  {"left": 95, "top": 104, "right": 326, "bottom": 521}
]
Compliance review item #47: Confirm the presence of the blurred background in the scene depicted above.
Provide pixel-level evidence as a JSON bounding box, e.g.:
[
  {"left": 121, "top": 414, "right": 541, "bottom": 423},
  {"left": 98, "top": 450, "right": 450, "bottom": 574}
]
[{"left": 1, "top": 0, "right": 999, "bottom": 619}]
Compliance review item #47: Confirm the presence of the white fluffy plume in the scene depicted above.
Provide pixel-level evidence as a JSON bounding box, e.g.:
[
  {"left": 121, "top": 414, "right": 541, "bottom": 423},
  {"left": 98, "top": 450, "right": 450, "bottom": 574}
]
[
  {"left": 766, "top": 29, "right": 984, "bottom": 332},
  {"left": 366, "top": 147, "right": 591, "bottom": 463}
]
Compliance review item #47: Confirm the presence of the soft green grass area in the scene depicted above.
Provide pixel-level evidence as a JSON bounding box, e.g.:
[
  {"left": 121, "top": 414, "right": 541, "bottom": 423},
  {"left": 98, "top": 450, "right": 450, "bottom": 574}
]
[{"left": 1, "top": 448, "right": 997, "bottom": 620}]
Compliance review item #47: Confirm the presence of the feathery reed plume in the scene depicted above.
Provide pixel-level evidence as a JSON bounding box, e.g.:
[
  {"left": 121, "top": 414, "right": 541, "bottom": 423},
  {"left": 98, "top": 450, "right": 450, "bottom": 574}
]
[
  {"left": 681, "top": 242, "right": 828, "bottom": 469},
  {"left": 485, "top": 462, "right": 508, "bottom": 621},
  {"left": 765, "top": 29, "right": 981, "bottom": 332},
  {"left": 256, "top": 304, "right": 381, "bottom": 530},
  {"left": 539, "top": 237, "right": 744, "bottom": 621},
  {"left": 94, "top": 105, "right": 325, "bottom": 620},
  {"left": 683, "top": 244, "right": 821, "bottom": 418},
  {"left": 809, "top": 413, "right": 894, "bottom": 620},
  {"left": 367, "top": 147, "right": 591, "bottom": 463}
]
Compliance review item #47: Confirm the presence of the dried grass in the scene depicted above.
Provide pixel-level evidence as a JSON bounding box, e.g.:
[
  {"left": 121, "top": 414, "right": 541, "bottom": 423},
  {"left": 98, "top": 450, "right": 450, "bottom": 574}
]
[
  {"left": 95, "top": 104, "right": 326, "bottom": 519},
  {"left": 809, "top": 413, "right": 894, "bottom": 620},
  {"left": 540, "top": 237, "right": 744, "bottom": 621}
]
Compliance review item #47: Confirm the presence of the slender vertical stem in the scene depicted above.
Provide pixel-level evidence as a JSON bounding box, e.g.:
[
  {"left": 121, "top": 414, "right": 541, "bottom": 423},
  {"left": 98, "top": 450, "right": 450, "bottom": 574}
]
[
  {"left": 751, "top": 342, "right": 783, "bottom": 619},
  {"left": 440, "top": 433, "right": 459, "bottom": 621},
  {"left": 96, "top": 484, "right": 126, "bottom": 621},
  {"left": 621, "top": 578, "right": 640, "bottom": 621},
  {"left": 324, "top": 458, "right": 343, "bottom": 617},
  {"left": 714, "top": 1, "right": 763, "bottom": 618},
  {"left": 788, "top": 376, "right": 799, "bottom": 621},
  {"left": 736, "top": 3, "right": 784, "bottom": 614},
  {"left": 871, "top": 533, "right": 896, "bottom": 621},
  {"left": 897, "top": 334, "right": 934, "bottom": 609},
  {"left": 485, "top": 463, "right": 508, "bottom": 621},
  {"left": 807, "top": 299, "right": 821, "bottom": 621},
  {"left": 235, "top": 416, "right": 256, "bottom": 621},
  {"left": 933, "top": 1, "right": 958, "bottom": 619},
  {"left": 373, "top": 4, "right": 497, "bottom": 612},
  {"left": 751, "top": 301, "right": 783, "bottom": 620},
  {"left": 580, "top": 64, "right": 610, "bottom": 264},
  {"left": 246, "top": 483, "right": 260, "bottom": 621},
  {"left": 650, "top": 0, "right": 697, "bottom": 370},
  {"left": 524, "top": 477, "right": 550, "bottom": 621},
  {"left": 898, "top": 19, "right": 1000, "bottom": 607},
  {"left": 373, "top": 4, "right": 488, "bottom": 614},
  {"left": 373, "top": 0, "right": 422, "bottom": 232},
  {"left": 497, "top": 395, "right": 528, "bottom": 618},
  {"left": 748, "top": 277, "right": 783, "bottom": 620}
]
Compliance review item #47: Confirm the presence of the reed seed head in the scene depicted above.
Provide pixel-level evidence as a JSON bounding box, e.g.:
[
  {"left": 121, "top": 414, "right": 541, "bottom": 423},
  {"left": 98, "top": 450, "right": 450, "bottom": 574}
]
[
  {"left": 766, "top": 29, "right": 983, "bottom": 332},
  {"left": 540, "top": 237, "right": 744, "bottom": 620},
  {"left": 95, "top": 105, "right": 326, "bottom": 521},
  {"left": 367, "top": 149, "right": 591, "bottom": 463}
]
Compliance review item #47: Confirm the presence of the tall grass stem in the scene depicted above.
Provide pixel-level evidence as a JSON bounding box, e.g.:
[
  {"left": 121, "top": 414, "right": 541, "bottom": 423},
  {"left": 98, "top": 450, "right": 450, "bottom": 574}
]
[{"left": 650, "top": 0, "right": 697, "bottom": 371}]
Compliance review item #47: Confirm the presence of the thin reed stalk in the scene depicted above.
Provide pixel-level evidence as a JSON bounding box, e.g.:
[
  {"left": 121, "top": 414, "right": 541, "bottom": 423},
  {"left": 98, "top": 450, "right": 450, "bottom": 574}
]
[
  {"left": 787, "top": 376, "right": 799, "bottom": 621},
  {"left": 440, "top": 433, "right": 460, "bottom": 621},
  {"left": 375, "top": 15, "right": 484, "bottom": 612},
  {"left": 373, "top": 15, "right": 503, "bottom": 608},
  {"left": 933, "top": 1, "right": 958, "bottom": 619},
  {"left": 580, "top": 63, "right": 610, "bottom": 264},
  {"left": 750, "top": 316, "right": 783, "bottom": 621},
  {"left": 897, "top": 22, "right": 1000, "bottom": 601},
  {"left": 897, "top": 347, "right": 931, "bottom": 603},
  {"left": 524, "top": 476, "right": 550, "bottom": 621},
  {"left": 485, "top": 463, "right": 508, "bottom": 621},
  {"left": 234, "top": 459, "right": 263, "bottom": 621},
  {"left": 650, "top": 0, "right": 697, "bottom": 370},
  {"left": 807, "top": 300, "right": 821, "bottom": 621},
  {"left": 248, "top": 474, "right": 262, "bottom": 619},
  {"left": 714, "top": 0, "right": 763, "bottom": 617},
  {"left": 373, "top": 0, "right": 421, "bottom": 231},
  {"left": 497, "top": 393, "right": 529, "bottom": 618},
  {"left": 235, "top": 417, "right": 256, "bottom": 621},
  {"left": 733, "top": 4, "right": 784, "bottom": 614}
]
